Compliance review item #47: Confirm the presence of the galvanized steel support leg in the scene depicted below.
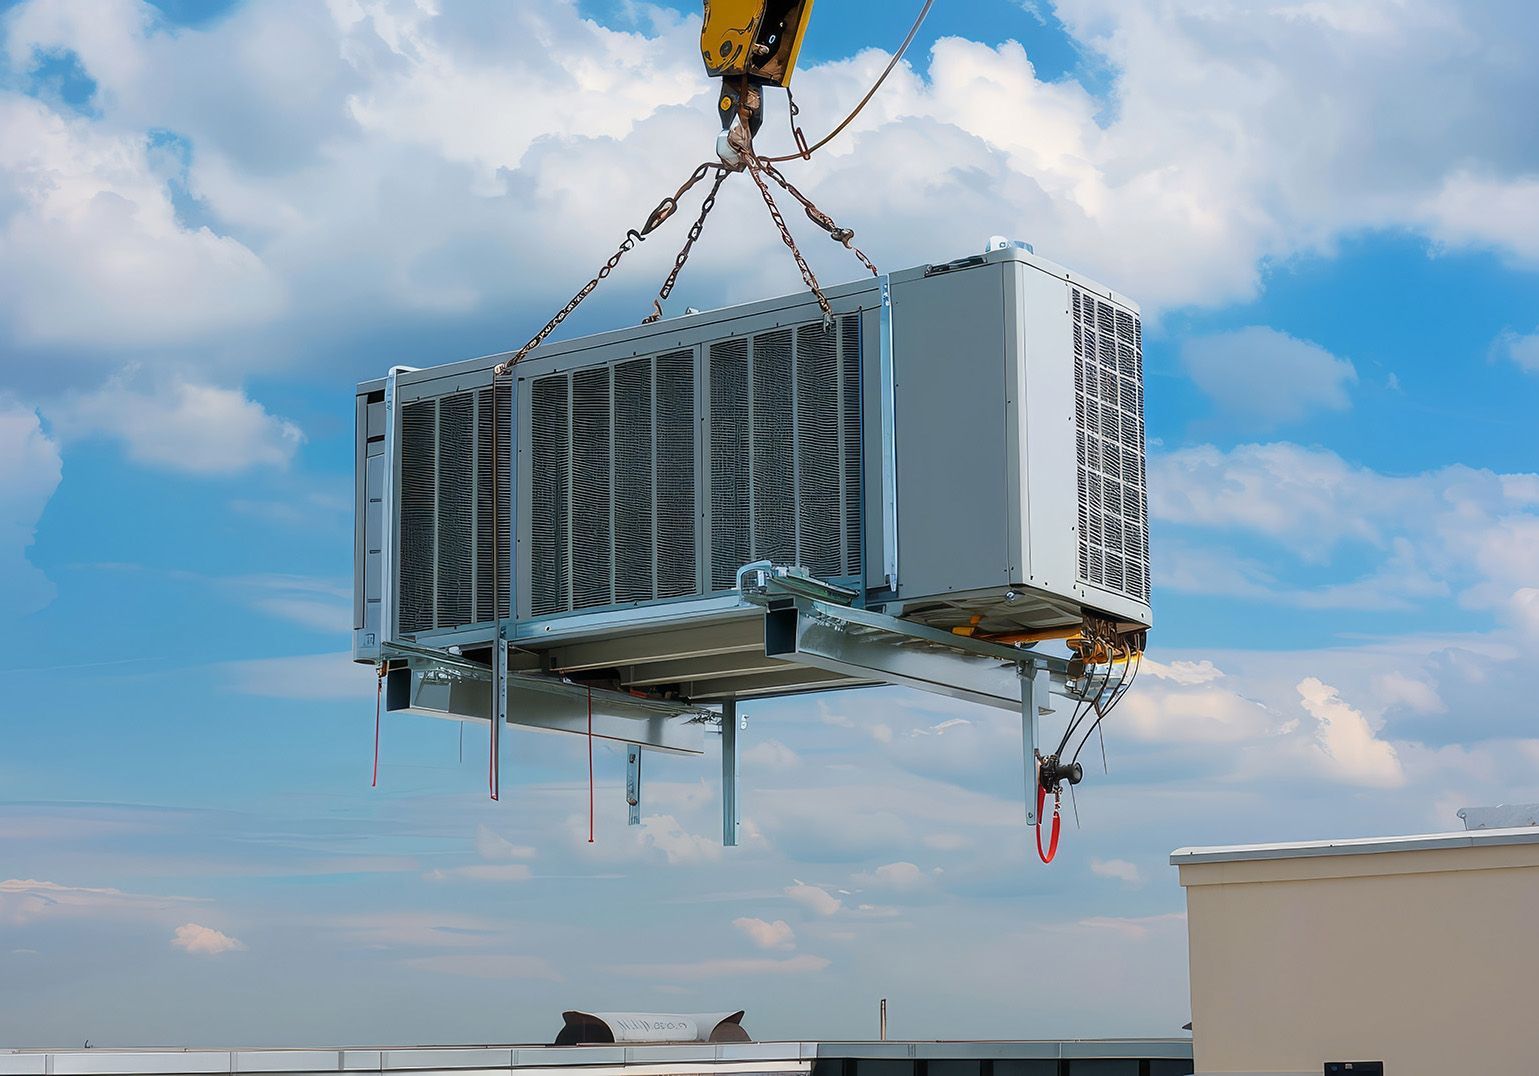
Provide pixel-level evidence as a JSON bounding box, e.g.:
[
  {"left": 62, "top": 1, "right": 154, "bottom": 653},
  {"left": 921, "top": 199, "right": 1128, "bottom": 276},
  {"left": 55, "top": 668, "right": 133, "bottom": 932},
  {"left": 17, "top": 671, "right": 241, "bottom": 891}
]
[
  {"left": 877, "top": 276, "right": 899, "bottom": 591},
  {"left": 1021, "top": 662, "right": 1054, "bottom": 826},
  {"left": 491, "top": 634, "right": 508, "bottom": 800},
  {"left": 626, "top": 745, "right": 642, "bottom": 826},
  {"left": 721, "top": 699, "right": 739, "bottom": 847}
]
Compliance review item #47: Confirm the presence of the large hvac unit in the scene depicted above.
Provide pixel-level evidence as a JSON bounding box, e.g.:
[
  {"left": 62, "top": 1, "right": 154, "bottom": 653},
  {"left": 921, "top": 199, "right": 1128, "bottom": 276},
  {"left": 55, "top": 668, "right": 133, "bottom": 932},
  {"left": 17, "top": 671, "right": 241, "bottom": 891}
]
[{"left": 350, "top": 242, "right": 1150, "bottom": 828}]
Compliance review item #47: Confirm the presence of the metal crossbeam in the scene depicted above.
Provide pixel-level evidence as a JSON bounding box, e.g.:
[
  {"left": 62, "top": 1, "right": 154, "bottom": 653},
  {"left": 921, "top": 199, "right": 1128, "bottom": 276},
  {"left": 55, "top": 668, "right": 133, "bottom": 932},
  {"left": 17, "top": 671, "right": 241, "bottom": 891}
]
[
  {"left": 763, "top": 597, "right": 1069, "bottom": 712},
  {"left": 388, "top": 662, "right": 710, "bottom": 756}
]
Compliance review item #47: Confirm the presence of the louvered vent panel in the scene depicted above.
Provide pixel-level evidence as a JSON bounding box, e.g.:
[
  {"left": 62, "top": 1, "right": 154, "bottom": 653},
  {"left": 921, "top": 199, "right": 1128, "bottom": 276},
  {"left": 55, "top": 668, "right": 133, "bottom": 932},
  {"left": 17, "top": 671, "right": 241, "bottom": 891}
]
[
  {"left": 395, "top": 385, "right": 511, "bottom": 636},
  {"left": 840, "top": 315, "right": 863, "bottom": 580},
  {"left": 709, "top": 338, "right": 751, "bottom": 591},
  {"left": 530, "top": 375, "right": 570, "bottom": 616},
  {"left": 1072, "top": 289, "right": 1150, "bottom": 603},
  {"left": 527, "top": 351, "right": 698, "bottom": 616},
  {"left": 751, "top": 329, "right": 796, "bottom": 566},
  {"left": 473, "top": 384, "right": 512, "bottom": 623},
  {"left": 521, "top": 314, "right": 863, "bottom": 618},
  {"left": 435, "top": 392, "right": 474, "bottom": 628},
  {"left": 613, "top": 358, "right": 654, "bottom": 604},
  {"left": 796, "top": 323, "right": 842, "bottom": 578},
  {"left": 398, "top": 400, "right": 437, "bottom": 633},
  {"left": 571, "top": 368, "right": 613, "bottom": 610},
  {"left": 655, "top": 350, "right": 698, "bottom": 599},
  {"left": 707, "top": 314, "right": 864, "bottom": 591}
]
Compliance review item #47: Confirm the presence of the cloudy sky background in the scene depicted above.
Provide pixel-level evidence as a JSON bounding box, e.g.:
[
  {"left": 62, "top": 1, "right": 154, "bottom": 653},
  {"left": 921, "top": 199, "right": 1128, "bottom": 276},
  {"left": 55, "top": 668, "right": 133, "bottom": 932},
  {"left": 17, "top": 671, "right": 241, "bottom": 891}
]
[{"left": 3, "top": 0, "right": 1539, "bottom": 1049}]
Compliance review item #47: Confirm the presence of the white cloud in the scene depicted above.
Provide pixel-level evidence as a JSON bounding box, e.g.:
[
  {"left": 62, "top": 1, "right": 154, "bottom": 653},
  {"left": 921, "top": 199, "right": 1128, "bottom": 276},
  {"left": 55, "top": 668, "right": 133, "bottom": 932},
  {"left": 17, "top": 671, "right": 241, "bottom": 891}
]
[
  {"left": 1373, "top": 671, "right": 1445, "bottom": 716},
  {"left": 1494, "top": 328, "right": 1539, "bottom": 374},
  {"left": 50, "top": 372, "right": 302, "bottom": 475},
  {"left": 0, "top": 878, "right": 199, "bottom": 925},
  {"left": 852, "top": 861, "right": 931, "bottom": 892},
  {"left": 423, "top": 825, "right": 538, "bottom": 882},
  {"left": 743, "top": 738, "right": 801, "bottom": 769},
  {"left": 327, "top": 911, "right": 513, "bottom": 951},
  {"left": 1142, "top": 659, "right": 1222, "bottom": 686},
  {"left": 1297, "top": 677, "right": 1405, "bottom": 788},
  {"left": 0, "top": 399, "right": 61, "bottom": 614},
  {"left": 423, "top": 864, "right": 532, "bottom": 883},
  {"left": 1419, "top": 172, "right": 1539, "bottom": 265},
  {"left": 785, "top": 881, "right": 841, "bottom": 917},
  {"left": 404, "top": 954, "right": 560, "bottom": 980},
  {"left": 607, "top": 953, "right": 829, "bottom": 981},
  {"left": 475, "top": 826, "right": 536, "bottom": 862},
  {"left": 171, "top": 922, "right": 246, "bottom": 956},
  {"left": 636, "top": 814, "right": 722, "bottom": 866},
  {"left": 1090, "top": 858, "right": 1145, "bottom": 888},
  {"left": 224, "top": 652, "right": 374, "bottom": 700},
  {"left": 1151, "top": 443, "right": 1539, "bottom": 631},
  {"left": 1182, "top": 326, "right": 1356, "bottom": 425},
  {"left": 0, "top": 0, "right": 1533, "bottom": 408},
  {"left": 1075, "top": 912, "right": 1186, "bottom": 941},
  {"left": 732, "top": 916, "right": 795, "bottom": 951},
  {"left": 0, "top": 93, "right": 283, "bottom": 350}
]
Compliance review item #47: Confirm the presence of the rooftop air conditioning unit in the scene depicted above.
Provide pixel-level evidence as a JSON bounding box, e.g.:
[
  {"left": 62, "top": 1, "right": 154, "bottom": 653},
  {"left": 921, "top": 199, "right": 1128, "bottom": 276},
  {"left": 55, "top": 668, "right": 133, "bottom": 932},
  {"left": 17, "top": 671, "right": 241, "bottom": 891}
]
[{"left": 348, "top": 243, "right": 1150, "bottom": 827}]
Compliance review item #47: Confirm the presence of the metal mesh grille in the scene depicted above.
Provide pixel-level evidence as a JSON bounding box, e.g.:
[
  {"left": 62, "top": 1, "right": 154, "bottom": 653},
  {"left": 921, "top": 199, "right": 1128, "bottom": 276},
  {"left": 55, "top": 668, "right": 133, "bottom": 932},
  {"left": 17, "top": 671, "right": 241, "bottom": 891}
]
[
  {"left": 707, "top": 313, "right": 864, "bottom": 591},
  {"left": 655, "top": 351, "right": 698, "bottom": 599},
  {"left": 474, "top": 384, "right": 512, "bottom": 623},
  {"left": 841, "top": 315, "right": 863, "bottom": 580},
  {"left": 435, "top": 392, "right": 474, "bottom": 627},
  {"left": 709, "top": 338, "right": 751, "bottom": 591},
  {"left": 796, "top": 323, "right": 842, "bottom": 577},
  {"left": 571, "top": 368, "right": 613, "bottom": 610},
  {"left": 613, "top": 358, "right": 654, "bottom": 604},
  {"left": 1073, "top": 289, "right": 1149, "bottom": 603},
  {"left": 398, "top": 401, "right": 436, "bottom": 633},
  {"left": 751, "top": 329, "right": 796, "bottom": 566},
  {"left": 530, "top": 375, "right": 570, "bottom": 617},
  {"left": 396, "top": 385, "right": 512, "bottom": 636},
  {"left": 527, "top": 350, "right": 698, "bottom": 615}
]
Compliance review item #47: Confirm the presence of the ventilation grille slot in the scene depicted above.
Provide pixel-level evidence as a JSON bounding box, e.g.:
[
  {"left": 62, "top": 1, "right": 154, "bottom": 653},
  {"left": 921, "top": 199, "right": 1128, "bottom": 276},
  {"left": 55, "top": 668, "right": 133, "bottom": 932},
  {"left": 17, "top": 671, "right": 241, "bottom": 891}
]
[
  {"left": 396, "top": 384, "right": 511, "bottom": 635},
  {"left": 528, "top": 351, "right": 699, "bottom": 617},
  {"left": 524, "top": 314, "right": 864, "bottom": 619},
  {"left": 708, "top": 314, "right": 864, "bottom": 591},
  {"left": 1072, "top": 289, "right": 1150, "bottom": 604}
]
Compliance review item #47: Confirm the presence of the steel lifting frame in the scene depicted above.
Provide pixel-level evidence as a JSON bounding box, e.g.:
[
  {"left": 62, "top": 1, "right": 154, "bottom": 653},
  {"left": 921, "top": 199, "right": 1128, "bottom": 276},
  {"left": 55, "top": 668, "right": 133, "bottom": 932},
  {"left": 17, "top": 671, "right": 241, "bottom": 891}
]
[
  {"left": 375, "top": 553, "right": 1080, "bottom": 837},
  {"left": 744, "top": 569, "right": 1074, "bottom": 827}
]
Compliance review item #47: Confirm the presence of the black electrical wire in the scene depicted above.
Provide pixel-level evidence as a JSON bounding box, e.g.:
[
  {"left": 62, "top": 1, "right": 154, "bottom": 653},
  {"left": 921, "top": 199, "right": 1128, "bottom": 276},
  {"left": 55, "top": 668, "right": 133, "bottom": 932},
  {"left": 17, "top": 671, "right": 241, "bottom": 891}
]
[
  {"left": 762, "top": 0, "right": 935, "bottom": 163},
  {"left": 1071, "top": 651, "right": 1142, "bottom": 767}
]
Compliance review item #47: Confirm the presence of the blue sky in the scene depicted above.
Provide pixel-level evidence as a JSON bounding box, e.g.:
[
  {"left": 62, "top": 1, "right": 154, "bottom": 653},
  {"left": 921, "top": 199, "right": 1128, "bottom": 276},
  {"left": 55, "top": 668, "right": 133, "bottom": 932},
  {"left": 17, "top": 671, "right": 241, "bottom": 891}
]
[{"left": 2, "top": 0, "right": 1539, "bottom": 1050}]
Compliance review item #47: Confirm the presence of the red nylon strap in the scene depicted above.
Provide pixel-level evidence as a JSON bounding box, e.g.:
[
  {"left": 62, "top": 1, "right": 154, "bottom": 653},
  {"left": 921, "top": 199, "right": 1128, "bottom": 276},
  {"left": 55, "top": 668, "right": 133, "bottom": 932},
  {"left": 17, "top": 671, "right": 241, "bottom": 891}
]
[{"left": 1035, "top": 783, "right": 1061, "bottom": 864}]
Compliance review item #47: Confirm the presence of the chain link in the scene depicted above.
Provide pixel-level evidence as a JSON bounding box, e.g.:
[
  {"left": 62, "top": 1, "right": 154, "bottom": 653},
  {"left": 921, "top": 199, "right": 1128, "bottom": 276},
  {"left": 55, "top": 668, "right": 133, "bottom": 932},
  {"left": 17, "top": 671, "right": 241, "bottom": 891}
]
[
  {"left": 498, "top": 162, "right": 723, "bottom": 374},
  {"left": 742, "top": 150, "right": 834, "bottom": 325},
  {"left": 759, "top": 157, "right": 881, "bottom": 277},
  {"left": 643, "top": 164, "right": 733, "bottom": 324}
]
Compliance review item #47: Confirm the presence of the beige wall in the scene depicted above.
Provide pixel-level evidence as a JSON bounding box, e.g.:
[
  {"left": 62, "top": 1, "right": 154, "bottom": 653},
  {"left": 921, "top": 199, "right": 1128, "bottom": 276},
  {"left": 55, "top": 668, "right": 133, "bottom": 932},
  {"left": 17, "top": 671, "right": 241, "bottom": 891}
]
[{"left": 1176, "top": 834, "right": 1539, "bottom": 1076}]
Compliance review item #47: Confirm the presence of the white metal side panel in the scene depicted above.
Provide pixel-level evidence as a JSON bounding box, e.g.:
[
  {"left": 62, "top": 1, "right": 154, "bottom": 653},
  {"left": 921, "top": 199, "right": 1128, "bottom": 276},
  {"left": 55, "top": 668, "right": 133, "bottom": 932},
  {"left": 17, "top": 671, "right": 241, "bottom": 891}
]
[
  {"left": 888, "top": 263, "right": 1012, "bottom": 600},
  {"left": 1017, "top": 266, "right": 1079, "bottom": 598}
]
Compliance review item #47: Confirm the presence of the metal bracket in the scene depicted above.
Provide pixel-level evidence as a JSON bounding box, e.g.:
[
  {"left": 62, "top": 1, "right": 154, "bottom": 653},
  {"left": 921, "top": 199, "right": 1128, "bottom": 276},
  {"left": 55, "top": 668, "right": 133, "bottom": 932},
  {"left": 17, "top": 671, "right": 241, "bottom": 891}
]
[
  {"left": 877, "top": 276, "right": 899, "bottom": 591},
  {"left": 721, "top": 698, "right": 739, "bottom": 847},
  {"left": 492, "top": 633, "right": 508, "bottom": 800},
  {"left": 1021, "top": 660, "right": 1055, "bottom": 826},
  {"left": 626, "top": 746, "right": 642, "bottom": 826},
  {"left": 760, "top": 594, "right": 1081, "bottom": 825},
  {"left": 386, "top": 654, "right": 711, "bottom": 755},
  {"left": 377, "top": 365, "right": 419, "bottom": 653},
  {"left": 738, "top": 561, "right": 859, "bottom": 606}
]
